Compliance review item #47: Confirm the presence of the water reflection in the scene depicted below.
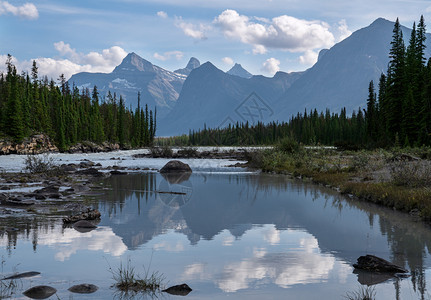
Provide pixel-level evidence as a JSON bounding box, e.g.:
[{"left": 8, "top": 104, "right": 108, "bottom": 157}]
[
  {"left": 96, "top": 173, "right": 431, "bottom": 296},
  {"left": 1, "top": 172, "right": 431, "bottom": 299}
]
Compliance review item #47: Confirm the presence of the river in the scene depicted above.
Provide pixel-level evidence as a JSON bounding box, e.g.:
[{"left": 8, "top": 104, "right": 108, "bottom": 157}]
[{"left": 0, "top": 151, "right": 430, "bottom": 299}]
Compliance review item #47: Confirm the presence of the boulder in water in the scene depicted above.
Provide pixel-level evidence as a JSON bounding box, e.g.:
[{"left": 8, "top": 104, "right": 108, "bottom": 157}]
[
  {"left": 68, "top": 283, "right": 98, "bottom": 294},
  {"left": 353, "top": 255, "right": 408, "bottom": 273},
  {"left": 160, "top": 160, "right": 192, "bottom": 174},
  {"left": 23, "top": 285, "right": 57, "bottom": 299}
]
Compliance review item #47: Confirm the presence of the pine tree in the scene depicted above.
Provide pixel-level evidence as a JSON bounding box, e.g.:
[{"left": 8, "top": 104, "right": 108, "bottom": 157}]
[
  {"left": 366, "top": 80, "right": 377, "bottom": 142},
  {"left": 386, "top": 18, "right": 406, "bottom": 141},
  {"left": 5, "top": 55, "right": 25, "bottom": 142}
]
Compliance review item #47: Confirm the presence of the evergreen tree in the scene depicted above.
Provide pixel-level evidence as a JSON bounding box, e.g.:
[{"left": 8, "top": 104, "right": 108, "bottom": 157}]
[{"left": 386, "top": 18, "right": 406, "bottom": 141}]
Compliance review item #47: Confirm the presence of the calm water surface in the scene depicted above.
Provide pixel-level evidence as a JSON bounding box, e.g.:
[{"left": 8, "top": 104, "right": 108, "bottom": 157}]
[{"left": 1, "top": 170, "right": 431, "bottom": 299}]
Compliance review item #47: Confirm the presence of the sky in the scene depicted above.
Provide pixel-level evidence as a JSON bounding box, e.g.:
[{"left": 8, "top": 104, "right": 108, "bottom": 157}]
[{"left": 1, "top": 0, "right": 431, "bottom": 80}]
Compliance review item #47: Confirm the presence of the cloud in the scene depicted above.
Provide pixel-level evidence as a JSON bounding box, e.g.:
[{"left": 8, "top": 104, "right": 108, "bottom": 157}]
[
  {"left": 253, "top": 45, "right": 267, "bottom": 55},
  {"left": 0, "top": 1, "right": 38, "bottom": 19},
  {"left": 1, "top": 43, "right": 128, "bottom": 80},
  {"left": 153, "top": 50, "right": 184, "bottom": 61},
  {"left": 222, "top": 57, "right": 234, "bottom": 65},
  {"left": 214, "top": 9, "right": 335, "bottom": 53},
  {"left": 175, "top": 17, "right": 209, "bottom": 40},
  {"left": 261, "top": 58, "right": 280, "bottom": 75},
  {"left": 336, "top": 19, "right": 352, "bottom": 41},
  {"left": 157, "top": 11, "right": 168, "bottom": 18},
  {"left": 299, "top": 50, "right": 318, "bottom": 65}
]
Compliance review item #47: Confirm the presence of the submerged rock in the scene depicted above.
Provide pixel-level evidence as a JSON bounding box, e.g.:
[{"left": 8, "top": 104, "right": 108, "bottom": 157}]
[
  {"left": 353, "top": 255, "right": 408, "bottom": 273},
  {"left": 162, "top": 283, "right": 192, "bottom": 296},
  {"left": 68, "top": 283, "right": 98, "bottom": 294},
  {"left": 160, "top": 160, "right": 192, "bottom": 174},
  {"left": 72, "top": 220, "right": 98, "bottom": 233},
  {"left": 23, "top": 285, "right": 57, "bottom": 299}
]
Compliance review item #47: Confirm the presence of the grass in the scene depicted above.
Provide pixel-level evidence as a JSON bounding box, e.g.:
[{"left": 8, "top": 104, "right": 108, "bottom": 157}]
[
  {"left": 108, "top": 258, "right": 165, "bottom": 297},
  {"left": 344, "top": 286, "right": 376, "bottom": 300},
  {"left": 246, "top": 145, "right": 431, "bottom": 220},
  {"left": 0, "top": 256, "right": 21, "bottom": 299}
]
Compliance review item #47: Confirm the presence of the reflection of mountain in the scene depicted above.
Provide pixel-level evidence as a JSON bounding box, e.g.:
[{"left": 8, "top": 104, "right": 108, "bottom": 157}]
[{"left": 97, "top": 173, "right": 431, "bottom": 278}]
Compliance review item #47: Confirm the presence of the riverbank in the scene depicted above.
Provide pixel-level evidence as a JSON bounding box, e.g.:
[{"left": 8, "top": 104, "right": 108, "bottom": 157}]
[{"left": 245, "top": 144, "right": 431, "bottom": 221}]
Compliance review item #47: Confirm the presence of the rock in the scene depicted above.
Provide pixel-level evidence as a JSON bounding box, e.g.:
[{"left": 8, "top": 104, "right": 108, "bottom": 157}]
[
  {"left": 0, "top": 134, "right": 58, "bottom": 155},
  {"left": 1, "top": 198, "right": 35, "bottom": 206},
  {"left": 63, "top": 208, "right": 101, "bottom": 224},
  {"left": 162, "top": 283, "right": 192, "bottom": 296},
  {"left": 35, "top": 194, "right": 47, "bottom": 200},
  {"left": 60, "top": 164, "right": 77, "bottom": 172},
  {"left": 79, "top": 160, "right": 95, "bottom": 168},
  {"left": 68, "top": 283, "right": 98, "bottom": 294},
  {"left": 67, "top": 141, "right": 120, "bottom": 153},
  {"left": 36, "top": 185, "right": 60, "bottom": 194},
  {"left": 110, "top": 170, "right": 128, "bottom": 175},
  {"left": 3, "top": 271, "right": 40, "bottom": 280},
  {"left": 160, "top": 160, "right": 192, "bottom": 174},
  {"left": 353, "top": 255, "right": 408, "bottom": 273},
  {"left": 23, "top": 285, "right": 57, "bottom": 299},
  {"left": 76, "top": 168, "right": 104, "bottom": 177}
]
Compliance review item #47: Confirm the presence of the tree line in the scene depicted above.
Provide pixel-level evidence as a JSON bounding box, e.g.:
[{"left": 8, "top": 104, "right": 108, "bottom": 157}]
[
  {"left": 0, "top": 56, "right": 156, "bottom": 150},
  {"left": 187, "top": 16, "right": 431, "bottom": 148},
  {"left": 366, "top": 16, "right": 431, "bottom": 147}
]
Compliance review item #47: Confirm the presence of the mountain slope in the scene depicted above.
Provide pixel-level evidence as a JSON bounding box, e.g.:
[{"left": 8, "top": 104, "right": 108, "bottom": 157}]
[
  {"left": 227, "top": 63, "right": 253, "bottom": 78},
  {"left": 69, "top": 52, "right": 186, "bottom": 117},
  {"left": 273, "top": 18, "right": 431, "bottom": 121},
  {"left": 174, "top": 57, "right": 201, "bottom": 76},
  {"left": 158, "top": 62, "right": 302, "bottom": 136}
]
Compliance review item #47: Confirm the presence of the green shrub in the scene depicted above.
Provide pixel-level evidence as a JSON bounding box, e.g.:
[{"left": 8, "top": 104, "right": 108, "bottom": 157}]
[
  {"left": 276, "top": 137, "right": 301, "bottom": 154},
  {"left": 24, "top": 154, "right": 58, "bottom": 174}
]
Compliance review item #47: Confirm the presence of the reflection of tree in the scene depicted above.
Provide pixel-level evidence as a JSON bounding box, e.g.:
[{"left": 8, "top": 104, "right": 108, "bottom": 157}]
[
  {"left": 0, "top": 217, "right": 60, "bottom": 254},
  {"left": 98, "top": 173, "right": 158, "bottom": 217}
]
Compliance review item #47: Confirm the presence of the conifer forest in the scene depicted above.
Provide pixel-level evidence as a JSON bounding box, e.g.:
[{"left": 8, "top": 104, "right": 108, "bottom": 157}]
[{"left": 0, "top": 56, "right": 156, "bottom": 150}]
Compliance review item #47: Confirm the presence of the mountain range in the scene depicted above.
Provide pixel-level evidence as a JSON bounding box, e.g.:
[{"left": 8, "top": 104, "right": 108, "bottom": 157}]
[{"left": 68, "top": 18, "right": 431, "bottom": 136}]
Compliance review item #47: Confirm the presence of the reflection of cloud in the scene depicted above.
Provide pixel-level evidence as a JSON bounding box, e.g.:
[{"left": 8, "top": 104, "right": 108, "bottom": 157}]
[
  {"left": 253, "top": 247, "right": 267, "bottom": 258},
  {"left": 153, "top": 240, "right": 185, "bottom": 252},
  {"left": 182, "top": 263, "right": 211, "bottom": 281},
  {"left": 222, "top": 235, "right": 235, "bottom": 246},
  {"left": 262, "top": 225, "right": 280, "bottom": 245},
  {"left": 217, "top": 231, "right": 349, "bottom": 292},
  {"left": 37, "top": 227, "right": 127, "bottom": 261}
]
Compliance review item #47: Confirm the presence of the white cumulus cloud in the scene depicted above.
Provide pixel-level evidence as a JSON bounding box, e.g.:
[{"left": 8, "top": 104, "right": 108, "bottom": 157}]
[
  {"left": 261, "top": 57, "right": 280, "bottom": 75},
  {"left": 0, "top": 1, "right": 38, "bottom": 19},
  {"left": 336, "top": 19, "right": 352, "bottom": 41},
  {"left": 157, "top": 11, "right": 168, "bottom": 18},
  {"left": 1, "top": 43, "right": 128, "bottom": 80},
  {"left": 175, "top": 17, "right": 209, "bottom": 40},
  {"left": 214, "top": 9, "right": 335, "bottom": 54},
  {"left": 153, "top": 50, "right": 184, "bottom": 61},
  {"left": 299, "top": 50, "right": 318, "bottom": 65},
  {"left": 222, "top": 57, "right": 234, "bottom": 65}
]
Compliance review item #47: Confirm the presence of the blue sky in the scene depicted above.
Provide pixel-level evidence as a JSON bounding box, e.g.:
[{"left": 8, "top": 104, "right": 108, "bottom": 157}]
[{"left": 1, "top": 0, "right": 431, "bottom": 79}]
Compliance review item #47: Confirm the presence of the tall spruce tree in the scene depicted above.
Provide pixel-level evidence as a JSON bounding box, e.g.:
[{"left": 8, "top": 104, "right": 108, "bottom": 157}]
[{"left": 386, "top": 18, "right": 406, "bottom": 142}]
